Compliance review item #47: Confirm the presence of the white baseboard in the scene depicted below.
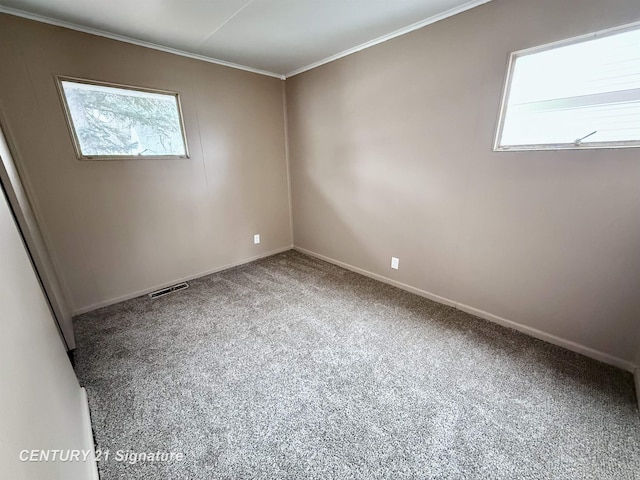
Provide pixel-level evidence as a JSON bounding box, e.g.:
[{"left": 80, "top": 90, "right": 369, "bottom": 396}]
[
  {"left": 294, "top": 247, "right": 457, "bottom": 308},
  {"left": 294, "top": 246, "right": 637, "bottom": 373},
  {"left": 455, "top": 303, "right": 635, "bottom": 372},
  {"left": 73, "top": 246, "right": 294, "bottom": 316},
  {"left": 80, "top": 387, "right": 99, "bottom": 480}
]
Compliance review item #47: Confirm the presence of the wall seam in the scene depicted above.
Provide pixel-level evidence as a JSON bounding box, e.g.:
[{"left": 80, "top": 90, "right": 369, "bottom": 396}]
[
  {"left": 282, "top": 80, "right": 294, "bottom": 245},
  {"left": 188, "top": 63, "right": 210, "bottom": 192}
]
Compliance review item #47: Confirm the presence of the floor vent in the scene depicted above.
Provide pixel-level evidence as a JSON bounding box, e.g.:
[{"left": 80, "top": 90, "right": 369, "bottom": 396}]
[{"left": 148, "top": 282, "right": 189, "bottom": 299}]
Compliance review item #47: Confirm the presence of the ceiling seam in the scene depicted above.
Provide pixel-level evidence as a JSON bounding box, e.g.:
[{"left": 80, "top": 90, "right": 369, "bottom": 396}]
[{"left": 197, "top": 0, "right": 255, "bottom": 47}]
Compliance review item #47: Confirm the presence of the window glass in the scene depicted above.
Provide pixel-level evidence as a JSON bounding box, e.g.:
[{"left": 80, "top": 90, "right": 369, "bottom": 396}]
[
  {"left": 59, "top": 78, "right": 188, "bottom": 158},
  {"left": 496, "top": 25, "right": 640, "bottom": 150}
]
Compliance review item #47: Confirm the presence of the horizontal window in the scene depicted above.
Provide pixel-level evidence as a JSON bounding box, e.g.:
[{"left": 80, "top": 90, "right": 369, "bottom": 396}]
[
  {"left": 495, "top": 23, "right": 640, "bottom": 151},
  {"left": 57, "top": 77, "right": 188, "bottom": 159}
]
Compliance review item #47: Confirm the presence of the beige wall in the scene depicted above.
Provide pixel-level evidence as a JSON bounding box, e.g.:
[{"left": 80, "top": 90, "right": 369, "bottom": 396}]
[
  {"left": 287, "top": 0, "right": 640, "bottom": 367},
  {"left": 0, "top": 14, "right": 291, "bottom": 314},
  {"left": 0, "top": 181, "right": 95, "bottom": 479}
]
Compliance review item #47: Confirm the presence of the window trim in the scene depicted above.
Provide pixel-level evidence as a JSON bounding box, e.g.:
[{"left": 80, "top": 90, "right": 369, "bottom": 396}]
[
  {"left": 55, "top": 75, "right": 190, "bottom": 160},
  {"left": 494, "top": 20, "right": 640, "bottom": 152}
]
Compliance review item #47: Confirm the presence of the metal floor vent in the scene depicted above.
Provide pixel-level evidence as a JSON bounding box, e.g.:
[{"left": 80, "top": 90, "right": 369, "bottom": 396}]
[{"left": 148, "top": 282, "right": 189, "bottom": 299}]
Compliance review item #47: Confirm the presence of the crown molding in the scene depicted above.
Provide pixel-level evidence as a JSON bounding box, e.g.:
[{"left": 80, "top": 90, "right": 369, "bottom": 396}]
[
  {"left": 0, "top": 6, "right": 285, "bottom": 80},
  {"left": 284, "top": 0, "right": 492, "bottom": 78},
  {"left": 0, "top": 1, "right": 492, "bottom": 81}
]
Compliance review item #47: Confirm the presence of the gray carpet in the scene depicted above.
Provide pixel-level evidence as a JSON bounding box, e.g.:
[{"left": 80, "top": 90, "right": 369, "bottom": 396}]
[{"left": 74, "top": 250, "right": 640, "bottom": 479}]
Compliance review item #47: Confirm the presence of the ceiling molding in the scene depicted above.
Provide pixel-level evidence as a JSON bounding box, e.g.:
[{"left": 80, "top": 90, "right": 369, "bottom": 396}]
[
  {"left": 0, "top": 1, "right": 492, "bottom": 80},
  {"left": 0, "top": 5, "right": 285, "bottom": 80},
  {"left": 284, "top": 0, "right": 492, "bottom": 78}
]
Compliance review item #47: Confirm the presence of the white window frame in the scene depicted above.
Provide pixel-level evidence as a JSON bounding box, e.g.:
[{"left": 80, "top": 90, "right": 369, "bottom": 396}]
[
  {"left": 494, "top": 21, "right": 640, "bottom": 152},
  {"left": 56, "top": 76, "right": 190, "bottom": 160}
]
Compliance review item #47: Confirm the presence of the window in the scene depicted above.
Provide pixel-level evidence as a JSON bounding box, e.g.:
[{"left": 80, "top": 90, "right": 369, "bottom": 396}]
[
  {"left": 57, "top": 77, "right": 188, "bottom": 159},
  {"left": 495, "top": 23, "right": 640, "bottom": 151}
]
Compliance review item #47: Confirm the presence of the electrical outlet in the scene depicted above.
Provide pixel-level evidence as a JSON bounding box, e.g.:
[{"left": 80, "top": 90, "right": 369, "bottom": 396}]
[
  {"left": 253, "top": 234, "right": 260, "bottom": 244},
  {"left": 391, "top": 257, "right": 399, "bottom": 270}
]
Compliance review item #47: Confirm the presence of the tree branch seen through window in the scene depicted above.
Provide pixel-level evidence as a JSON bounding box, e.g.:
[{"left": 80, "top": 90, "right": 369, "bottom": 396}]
[{"left": 59, "top": 78, "right": 188, "bottom": 158}]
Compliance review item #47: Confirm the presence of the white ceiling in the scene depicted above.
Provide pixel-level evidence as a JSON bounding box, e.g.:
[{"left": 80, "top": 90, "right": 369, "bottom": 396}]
[{"left": 0, "top": 0, "right": 489, "bottom": 77}]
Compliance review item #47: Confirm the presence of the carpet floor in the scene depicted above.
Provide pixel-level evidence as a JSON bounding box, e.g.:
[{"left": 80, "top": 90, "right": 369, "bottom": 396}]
[{"left": 74, "top": 250, "right": 640, "bottom": 479}]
